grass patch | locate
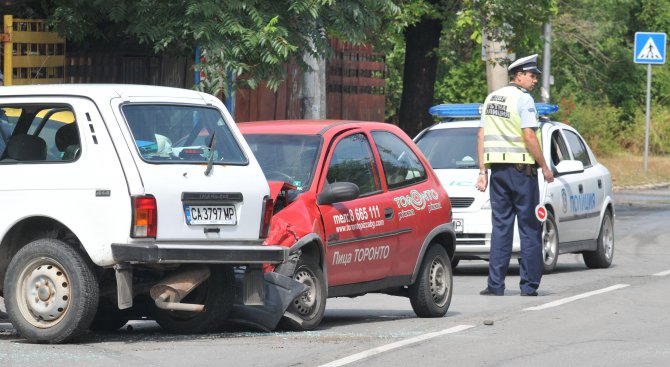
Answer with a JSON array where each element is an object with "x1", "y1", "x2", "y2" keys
[{"x1": 597, "y1": 153, "x2": 670, "y2": 188}]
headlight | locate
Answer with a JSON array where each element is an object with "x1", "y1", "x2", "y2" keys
[{"x1": 481, "y1": 199, "x2": 491, "y2": 209}]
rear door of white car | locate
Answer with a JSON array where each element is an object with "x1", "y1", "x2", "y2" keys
[{"x1": 109, "y1": 96, "x2": 269, "y2": 242}]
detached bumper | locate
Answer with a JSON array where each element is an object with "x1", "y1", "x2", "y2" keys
[{"x1": 111, "y1": 242, "x2": 288, "y2": 264}]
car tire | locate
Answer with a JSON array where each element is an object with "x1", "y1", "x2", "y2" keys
[
  {"x1": 450, "y1": 258, "x2": 460, "y2": 270},
  {"x1": 90, "y1": 297, "x2": 131, "y2": 332},
  {"x1": 153, "y1": 265, "x2": 234, "y2": 334},
  {"x1": 542, "y1": 211, "x2": 559, "y2": 273},
  {"x1": 583, "y1": 210, "x2": 614, "y2": 269},
  {"x1": 409, "y1": 245, "x2": 452, "y2": 318},
  {"x1": 279, "y1": 256, "x2": 327, "y2": 331},
  {"x1": 4, "y1": 238, "x2": 99, "y2": 343}
]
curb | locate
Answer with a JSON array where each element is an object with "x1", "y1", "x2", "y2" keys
[{"x1": 614, "y1": 182, "x2": 670, "y2": 192}]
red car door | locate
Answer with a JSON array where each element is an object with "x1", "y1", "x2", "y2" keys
[{"x1": 317, "y1": 131, "x2": 400, "y2": 286}]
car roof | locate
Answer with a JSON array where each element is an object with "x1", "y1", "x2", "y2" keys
[
  {"x1": 0, "y1": 84, "x2": 208, "y2": 102},
  {"x1": 239, "y1": 119, "x2": 401, "y2": 136}
]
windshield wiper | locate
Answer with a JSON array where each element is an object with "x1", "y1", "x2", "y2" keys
[{"x1": 204, "y1": 131, "x2": 217, "y2": 176}]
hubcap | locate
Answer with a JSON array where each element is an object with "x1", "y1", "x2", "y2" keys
[
  {"x1": 543, "y1": 221, "x2": 558, "y2": 265},
  {"x1": 18, "y1": 260, "x2": 71, "y2": 328},
  {"x1": 603, "y1": 216, "x2": 614, "y2": 260},
  {"x1": 429, "y1": 258, "x2": 449, "y2": 307},
  {"x1": 293, "y1": 269, "x2": 317, "y2": 316}
]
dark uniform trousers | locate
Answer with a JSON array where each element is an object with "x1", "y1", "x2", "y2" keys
[{"x1": 488, "y1": 163, "x2": 543, "y2": 295}]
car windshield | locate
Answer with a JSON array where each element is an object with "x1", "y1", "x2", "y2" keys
[
  {"x1": 122, "y1": 104, "x2": 247, "y2": 164},
  {"x1": 416, "y1": 127, "x2": 479, "y2": 169},
  {"x1": 243, "y1": 134, "x2": 320, "y2": 193}
]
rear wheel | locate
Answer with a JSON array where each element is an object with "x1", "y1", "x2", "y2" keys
[
  {"x1": 90, "y1": 298, "x2": 130, "y2": 332},
  {"x1": 153, "y1": 265, "x2": 234, "y2": 334},
  {"x1": 542, "y1": 212, "x2": 559, "y2": 273},
  {"x1": 583, "y1": 211, "x2": 614, "y2": 268},
  {"x1": 409, "y1": 245, "x2": 452, "y2": 318},
  {"x1": 4, "y1": 238, "x2": 99, "y2": 343},
  {"x1": 280, "y1": 256, "x2": 326, "y2": 331}
]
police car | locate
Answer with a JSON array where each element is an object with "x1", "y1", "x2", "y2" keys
[{"x1": 414, "y1": 103, "x2": 614, "y2": 273}]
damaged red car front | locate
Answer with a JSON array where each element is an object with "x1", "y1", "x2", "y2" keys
[{"x1": 241, "y1": 120, "x2": 456, "y2": 331}]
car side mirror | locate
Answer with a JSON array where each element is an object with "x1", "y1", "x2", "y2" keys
[
  {"x1": 317, "y1": 182, "x2": 360, "y2": 205},
  {"x1": 554, "y1": 160, "x2": 584, "y2": 176}
]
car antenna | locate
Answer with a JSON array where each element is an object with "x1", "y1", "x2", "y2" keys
[{"x1": 204, "y1": 131, "x2": 217, "y2": 176}]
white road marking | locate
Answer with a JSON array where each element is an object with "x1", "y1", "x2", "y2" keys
[
  {"x1": 318, "y1": 324, "x2": 475, "y2": 367},
  {"x1": 523, "y1": 284, "x2": 630, "y2": 311},
  {"x1": 653, "y1": 269, "x2": 670, "y2": 276}
]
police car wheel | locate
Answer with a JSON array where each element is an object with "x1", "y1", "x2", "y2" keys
[
  {"x1": 583, "y1": 210, "x2": 614, "y2": 269},
  {"x1": 280, "y1": 256, "x2": 326, "y2": 331},
  {"x1": 409, "y1": 244, "x2": 452, "y2": 318},
  {"x1": 542, "y1": 212, "x2": 559, "y2": 273},
  {"x1": 4, "y1": 238, "x2": 99, "y2": 343}
]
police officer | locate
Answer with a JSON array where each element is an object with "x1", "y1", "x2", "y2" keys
[{"x1": 476, "y1": 54, "x2": 554, "y2": 296}]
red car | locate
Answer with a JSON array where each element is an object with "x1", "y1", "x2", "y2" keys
[{"x1": 240, "y1": 120, "x2": 455, "y2": 330}]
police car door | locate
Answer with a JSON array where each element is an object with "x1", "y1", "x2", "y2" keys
[
  {"x1": 546, "y1": 127, "x2": 584, "y2": 243},
  {"x1": 562, "y1": 128, "x2": 602, "y2": 240},
  {"x1": 318, "y1": 131, "x2": 399, "y2": 287}
]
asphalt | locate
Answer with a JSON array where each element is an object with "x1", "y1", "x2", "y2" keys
[{"x1": 0, "y1": 184, "x2": 667, "y2": 325}]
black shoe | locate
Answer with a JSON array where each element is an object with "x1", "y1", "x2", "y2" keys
[
  {"x1": 480, "y1": 288, "x2": 503, "y2": 296},
  {"x1": 520, "y1": 291, "x2": 538, "y2": 296}
]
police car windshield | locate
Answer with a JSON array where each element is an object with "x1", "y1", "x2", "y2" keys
[
  {"x1": 243, "y1": 134, "x2": 320, "y2": 192},
  {"x1": 416, "y1": 127, "x2": 479, "y2": 169}
]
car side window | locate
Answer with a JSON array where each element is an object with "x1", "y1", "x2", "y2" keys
[
  {"x1": 326, "y1": 133, "x2": 380, "y2": 196},
  {"x1": 0, "y1": 105, "x2": 79, "y2": 163},
  {"x1": 371, "y1": 130, "x2": 427, "y2": 190},
  {"x1": 550, "y1": 130, "x2": 570, "y2": 166},
  {"x1": 563, "y1": 130, "x2": 592, "y2": 167}
]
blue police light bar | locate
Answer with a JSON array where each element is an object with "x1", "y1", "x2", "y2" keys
[{"x1": 430, "y1": 103, "x2": 559, "y2": 119}]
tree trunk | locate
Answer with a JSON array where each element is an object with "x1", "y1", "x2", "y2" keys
[{"x1": 398, "y1": 17, "x2": 442, "y2": 138}]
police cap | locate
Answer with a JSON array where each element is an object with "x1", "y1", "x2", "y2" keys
[{"x1": 508, "y1": 54, "x2": 541, "y2": 75}]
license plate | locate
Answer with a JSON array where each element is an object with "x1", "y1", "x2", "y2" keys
[
  {"x1": 184, "y1": 205, "x2": 236, "y2": 225},
  {"x1": 453, "y1": 218, "x2": 464, "y2": 233}
]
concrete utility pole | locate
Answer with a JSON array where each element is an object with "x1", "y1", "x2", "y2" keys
[
  {"x1": 484, "y1": 31, "x2": 509, "y2": 93},
  {"x1": 540, "y1": 18, "x2": 552, "y2": 103},
  {"x1": 301, "y1": 49, "x2": 327, "y2": 119}
]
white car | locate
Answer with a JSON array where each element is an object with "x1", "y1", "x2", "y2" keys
[
  {"x1": 414, "y1": 103, "x2": 614, "y2": 273},
  {"x1": 0, "y1": 85, "x2": 294, "y2": 343}
]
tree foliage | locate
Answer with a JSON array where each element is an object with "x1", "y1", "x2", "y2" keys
[{"x1": 48, "y1": 0, "x2": 398, "y2": 97}]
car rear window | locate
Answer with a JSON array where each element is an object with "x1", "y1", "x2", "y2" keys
[
  {"x1": 415, "y1": 127, "x2": 479, "y2": 169},
  {"x1": 122, "y1": 104, "x2": 246, "y2": 165}
]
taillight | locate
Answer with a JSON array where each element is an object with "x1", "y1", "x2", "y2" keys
[
  {"x1": 259, "y1": 196, "x2": 274, "y2": 239},
  {"x1": 132, "y1": 196, "x2": 157, "y2": 238}
]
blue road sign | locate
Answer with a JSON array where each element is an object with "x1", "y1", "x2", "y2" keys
[{"x1": 634, "y1": 32, "x2": 666, "y2": 64}]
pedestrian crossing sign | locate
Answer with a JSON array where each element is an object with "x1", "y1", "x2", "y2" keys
[{"x1": 634, "y1": 32, "x2": 666, "y2": 64}]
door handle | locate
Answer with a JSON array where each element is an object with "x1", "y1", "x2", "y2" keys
[
  {"x1": 578, "y1": 184, "x2": 584, "y2": 194},
  {"x1": 598, "y1": 179, "x2": 602, "y2": 189},
  {"x1": 384, "y1": 208, "x2": 394, "y2": 220}
]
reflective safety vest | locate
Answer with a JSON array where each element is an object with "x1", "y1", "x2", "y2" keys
[{"x1": 482, "y1": 85, "x2": 540, "y2": 165}]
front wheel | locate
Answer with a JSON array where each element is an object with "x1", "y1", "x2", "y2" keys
[
  {"x1": 4, "y1": 238, "x2": 99, "y2": 343},
  {"x1": 279, "y1": 256, "x2": 326, "y2": 331},
  {"x1": 409, "y1": 245, "x2": 452, "y2": 318},
  {"x1": 583, "y1": 210, "x2": 614, "y2": 268},
  {"x1": 153, "y1": 265, "x2": 234, "y2": 334},
  {"x1": 542, "y1": 211, "x2": 559, "y2": 273}
]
